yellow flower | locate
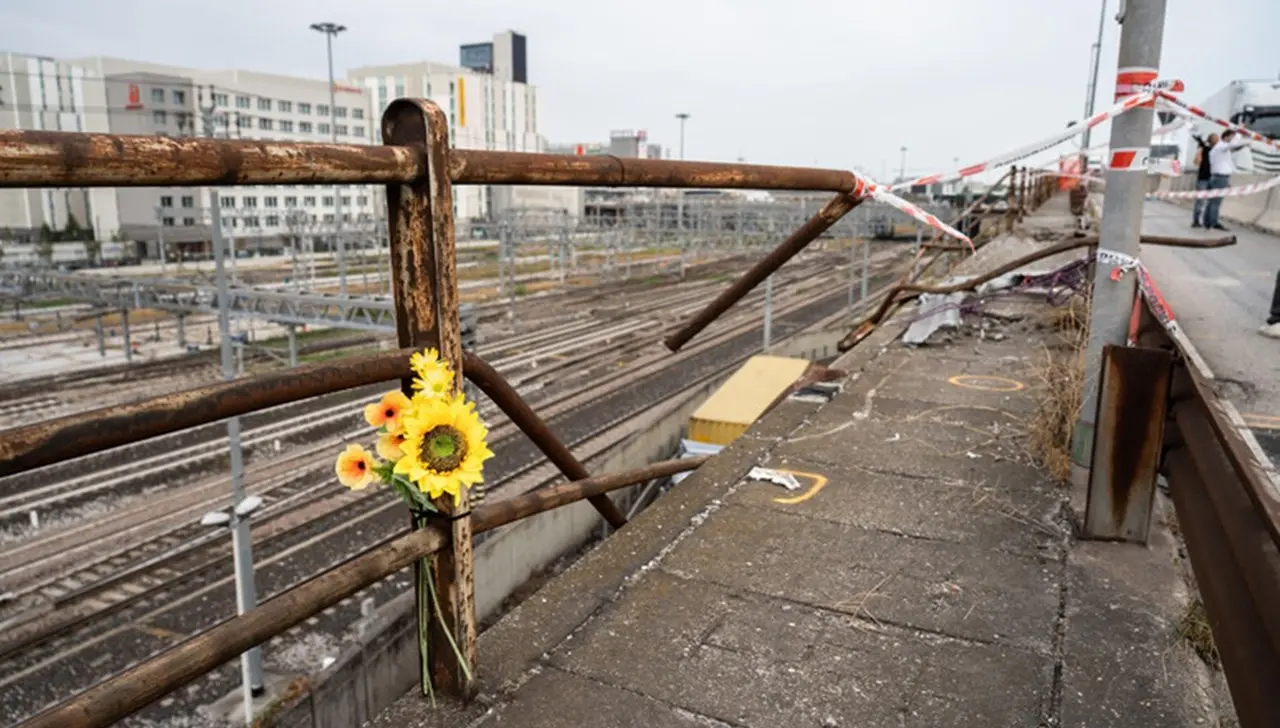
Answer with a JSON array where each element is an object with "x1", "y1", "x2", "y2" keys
[
  {"x1": 376, "y1": 430, "x2": 407, "y2": 460},
  {"x1": 335, "y1": 443, "x2": 378, "y2": 490},
  {"x1": 394, "y1": 393, "x2": 494, "y2": 505},
  {"x1": 410, "y1": 348, "x2": 455, "y2": 400},
  {"x1": 364, "y1": 390, "x2": 410, "y2": 433}
]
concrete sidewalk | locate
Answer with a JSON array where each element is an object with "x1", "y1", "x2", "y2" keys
[{"x1": 370, "y1": 292, "x2": 1224, "y2": 727}]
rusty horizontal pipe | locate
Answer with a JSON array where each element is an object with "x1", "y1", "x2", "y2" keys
[
  {"x1": 17, "y1": 456, "x2": 707, "y2": 728},
  {"x1": 0, "y1": 348, "x2": 417, "y2": 477},
  {"x1": 473, "y1": 456, "x2": 709, "y2": 533},
  {"x1": 838, "y1": 236, "x2": 1100, "y2": 351},
  {"x1": 447, "y1": 150, "x2": 859, "y2": 191},
  {"x1": 0, "y1": 129, "x2": 866, "y2": 194},
  {"x1": 1139, "y1": 233, "x2": 1236, "y2": 249},
  {"x1": 664, "y1": 192, "x2": 861, "y2": 352},
  {"x1": 0, "y1": 129, "x2": 424, "y2": 188},
  {"x1": 462, "y1": 352, "x2": 628, "y2": 529}
]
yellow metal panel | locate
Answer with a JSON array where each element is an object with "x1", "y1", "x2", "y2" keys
[
  {"x1": 688, "y1": 355, "x2": 810, "y2": 446},
  {"x1": 457, "y1": 76, "x2": 466, "y2": 127}
]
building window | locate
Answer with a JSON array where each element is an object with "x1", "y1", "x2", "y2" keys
[
  {"x1": 323, "y1": 213, "x2": 335, "y2": 223},
  {"x1": 162, "y1": 216, "x2": 175, "y2": 226},
  {"x1": 278, "y1": 100, "x2": 292, "y2": 113},
  {"x1": 395, "y1": 83, "x2": 405, "y2": 97},
  {"x1": 284, "y1": 196, "x2": 298, "y2": 207},
  {"x1": 303, "y1": 195, "x2": 317, "y2": 206},
  {"x1": 258, "y1": 118, "x2": 273, "y2": 130},
  {"x1": 322, "y1": 196, "x2": 335, "y2": 207},
  {"x1": 342, "y1": 213, "x2": 352, "y2": 223},
  {"x1": 265, "y1": 214, "x2": 279, "y2": 227},
  {"x1": 317, "y1": 104, "x2": 330, "y2": 116},
  {"x1": 378, "y1": 86, "x2": 387, "y2": 105},
  {"x1": 257, "y1": 98, "x2": 271, "y2": 111},
  {"x1": 279, "y1": 120, "x2": 294, "y2": 132},
  {"x1": 335, "y1": 124, "x2": 348, "y2": 136},
  {"x1": 214, "y1": 92, "x2": 229, "y2": 106},
  {"x1": 317, "y1": 122, "x2": 330, "y2": 135},
  {"x1": 242, "y1": 196, "x2": 258, "y2": 208},
  {"x1": 235, "y1": 114, "x2": 249, "y2": 129},
  {"x1": 175, "y1": 112, "x2": 193, "y2": 130},
  {"x1": 220, "y1": 196, "x2": 235, "y2": 208},
  {"x1": 299, "y1": 102, "x2": 312, "y2": 114},
  {"x1": 244, "y1": 216, "x2": 260, "y2": 227},
  {"x1": 352, "y1": 108, "x2": 364, "y2": 120},
  {"x1": 340, "y1": 196, "x2": 352, "y2": 206},
  {"x1": 151, "y1": 88, "x2": 165, "y2": 103},
  {"x1": 236, "y1": 95, "x2": 250, "y2": 109},
  {"x1": 153, "y1": 110, "x2": 167, "y2": 124},
  {"x1": 225, "y1": 218, "x2": 237, "y2": 228},
  {"x1": 183, "y1": 217, "x2": 195, "y2": 226},
  {"x1": 353, "y1": 126, "x2": 364, "y2": 138},
  {"x1": 299, "y1": 121, "x2": 313, "y2": 133},
  {"x1": 334, "y1": 106, "x2": 347, "y2": 118},
  {"x1": 160, "y1": 195, "x2": 174, "y2": 208},
  {"x1": 181, "y1": 195, "x2": 194, "y2": 208},
  {"x1": 173, "y1": 89, "x2": 186, "y2": 105},
  {"x1": 264, "y1": 196, "x2": 278, "y2": 208},
  {"x1": 357, "y1": 196, "x2": 369, "y2": 206}
]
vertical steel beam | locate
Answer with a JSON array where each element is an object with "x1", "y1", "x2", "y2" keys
[
  {"x1": 382, "y1": 98, "x2": 476, "y2": 699},
  {"x1": 1083, "y1": 344, "x2": 1172, "y2": 541}
]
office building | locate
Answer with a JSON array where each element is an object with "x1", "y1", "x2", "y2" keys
[{"x1": 350, "y1": 30, "x2": 581, "y2": 222}]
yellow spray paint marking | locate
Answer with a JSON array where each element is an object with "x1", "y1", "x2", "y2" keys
[
  {"x1": 947, "y1": 374, "x2": 1026, "y2": 392},
  {"x1": 1243, "y1": 413, "x2": 1280, "y2": 431},
  {"x1": 771, "y1": 469, "x2": 829, "y2": 504}
]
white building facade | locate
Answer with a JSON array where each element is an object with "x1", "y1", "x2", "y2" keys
[{"x1": 350, "y1": 31, "x2": 581, "y2": 224}]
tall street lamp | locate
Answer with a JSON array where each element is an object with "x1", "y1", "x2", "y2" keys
[
  {"x1": 310, "y1": 21, "x2": 348, "y2": 296},
  {"x1": 675, "y1": 113, "x2": 690, "y2": 160}
]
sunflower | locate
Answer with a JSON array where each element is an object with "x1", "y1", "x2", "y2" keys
[
  {"x1": 335, "y1": 443, "x2": 378, "y2": 490},
  {"x1": 394, "y1": 394, "x2": 494, "y2": 504},
  {"x1": 364, "y1": 390, "x2": 410, "y2": 433},
  {"x1": 376, "y1": 429, "x2": 407, "y2": 460},
  {"x1": 409, "y1": 348, "x2": 456, "y2": 400}
]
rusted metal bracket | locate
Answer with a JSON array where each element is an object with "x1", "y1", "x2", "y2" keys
[{"x1": 1083, "y1": 344, "x2": 1173, "y2": 542}]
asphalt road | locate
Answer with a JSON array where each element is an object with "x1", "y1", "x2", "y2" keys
[{"x1": 1140, "y1": 200, "x2": 1280, "y2": 464}]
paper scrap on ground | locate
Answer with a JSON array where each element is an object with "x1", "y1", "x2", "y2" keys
[{"x1": 746, "y1": 466, "x2": 802, "y2": 491}]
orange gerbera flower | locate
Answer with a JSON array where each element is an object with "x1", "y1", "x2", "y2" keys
[
  {"x1": 335, "y1": 443, "x2": 377, "y2": 490},
  {"x1": 364, "y1": 390, "x2": 410, "y2": 433},
  {"x1": 376, "y1": 430, "x2": 407, "y2": 460}
]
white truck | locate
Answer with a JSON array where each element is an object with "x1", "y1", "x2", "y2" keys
[{"x1": 1157, "y1": 79, "x2": 1280, "y2": 174}]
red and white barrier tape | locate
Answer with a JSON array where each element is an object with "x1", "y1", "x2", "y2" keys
[
  {"x1": 850, "y1": 174, "x2": 974, "y2": 249},
  {"x1": 1156, "y1": 91, "x2": 1280, "y2": 153},
  {"x1": 1096, "y1": 248, "x2": 1180, "y2": 327},
  {"x1": 1147, "y1": 173, "x2": 1280, "y2": 200},
  {"x1": 889, "y1": 92, "x2": 1156, "y2": 192}
]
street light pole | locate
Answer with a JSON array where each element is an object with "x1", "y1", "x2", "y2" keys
[
  {"x1": 675, "y1": 113, "x2": 690, "y2": 160},
  {"x1": 199, "y1": 87, "x2": 266, "y2": 722},
  {"x1": 311, "y1": 22, "x2": 347, "y2": 297},
  {"x1": 1081, "y1": 0, "x2": 1109, "y2": 155},
  {"x1": 1071, "y1": 0, "x2": 1167, "y2": 489}
]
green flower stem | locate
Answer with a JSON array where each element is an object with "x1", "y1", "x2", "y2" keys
[{"x1": 426, "y1": 563, "x2": 475, "y2": 682}]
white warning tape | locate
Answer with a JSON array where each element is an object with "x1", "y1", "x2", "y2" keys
[
  {"x1": 848, "y1": 174, "x2": 973, "y2": 249},
  {"x1": 1147, "y1": 173, "x2": 1280, "y2": 200}
]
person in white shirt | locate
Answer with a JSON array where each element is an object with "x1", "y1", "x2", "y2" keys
[{"x1": 1203, "y1": 130, "x2": 1251, "y2": 230}]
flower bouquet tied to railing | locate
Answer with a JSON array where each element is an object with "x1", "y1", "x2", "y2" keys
[{"x1": 334, "y1": 347, "x2": 493, "y2": 700}]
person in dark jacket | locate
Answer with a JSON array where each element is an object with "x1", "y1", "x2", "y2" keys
[
  {"x1": 1190, "y1": 133, "x2": 1218, "y2": 227},
  {"x1": 1261, "y1": 271, "x2": 1280, "y2": 339}
]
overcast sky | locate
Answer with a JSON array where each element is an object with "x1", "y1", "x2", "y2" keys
[{"x1": 4, "y1": 0, "x2": 1277, "y2": 180}]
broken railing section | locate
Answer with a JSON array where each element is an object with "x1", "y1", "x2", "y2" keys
[{"x1": 1117, "y1": 297, "x2": 1280, "y2": 728}]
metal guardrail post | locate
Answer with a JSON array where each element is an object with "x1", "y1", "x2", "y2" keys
[
  {"x1": 1083, "y1": 344, "x2": 1173, "y2": 541},
  {"x1": 1005, "y1": 166, "x2": 1016, "y2": 232},
  {"x1": 382, "y1": 98, "x2": 477, "y2": 699}
]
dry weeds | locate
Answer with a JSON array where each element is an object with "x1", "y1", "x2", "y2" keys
[
  {"x1": 1026, "y1": 292, "x2": 1089, "y2": 483},
  {"x1": 1176, "y1": 598, "x2": 1220, "y2": 668}
]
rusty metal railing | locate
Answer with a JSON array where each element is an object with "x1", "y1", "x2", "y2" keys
[
  {"x1": 1090, "y1": 297, "x2": 1280, "y2": 727},
  {"x1": 0, "y1": 97, "x2": 925, "y2": 727}
]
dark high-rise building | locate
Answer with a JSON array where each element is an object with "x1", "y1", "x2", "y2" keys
[{"x1": 459, "y1": 31, "x2": 527, "y2": 83}]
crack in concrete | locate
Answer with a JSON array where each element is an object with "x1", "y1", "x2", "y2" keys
[{"x1": 1043, "y1": 498, "x2": 1074, "y2": 727}]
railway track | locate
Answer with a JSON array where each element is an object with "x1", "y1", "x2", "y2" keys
[{"x1": 0, "y1": 249, "x2": 907, "y2": 725}]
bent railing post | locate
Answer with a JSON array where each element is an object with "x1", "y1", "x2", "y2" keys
[
  {"x1": 664, "y1": 191, "x2": 861, "y2": 352},
  {"x1": 382, "y1": 98, "x2": 477, "y2": 699}
]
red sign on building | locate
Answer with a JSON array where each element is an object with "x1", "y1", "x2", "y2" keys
[
  {"x1": 125, "y1": 84, "x2": 142, "y2": 109},
  {"x1": 574, "y1": 144, "x2": 585, "y2": 156}
]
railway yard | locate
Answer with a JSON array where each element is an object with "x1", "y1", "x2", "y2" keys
[{"x1": 0, "y1": 241, "x2": 911, "y2": 726}]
